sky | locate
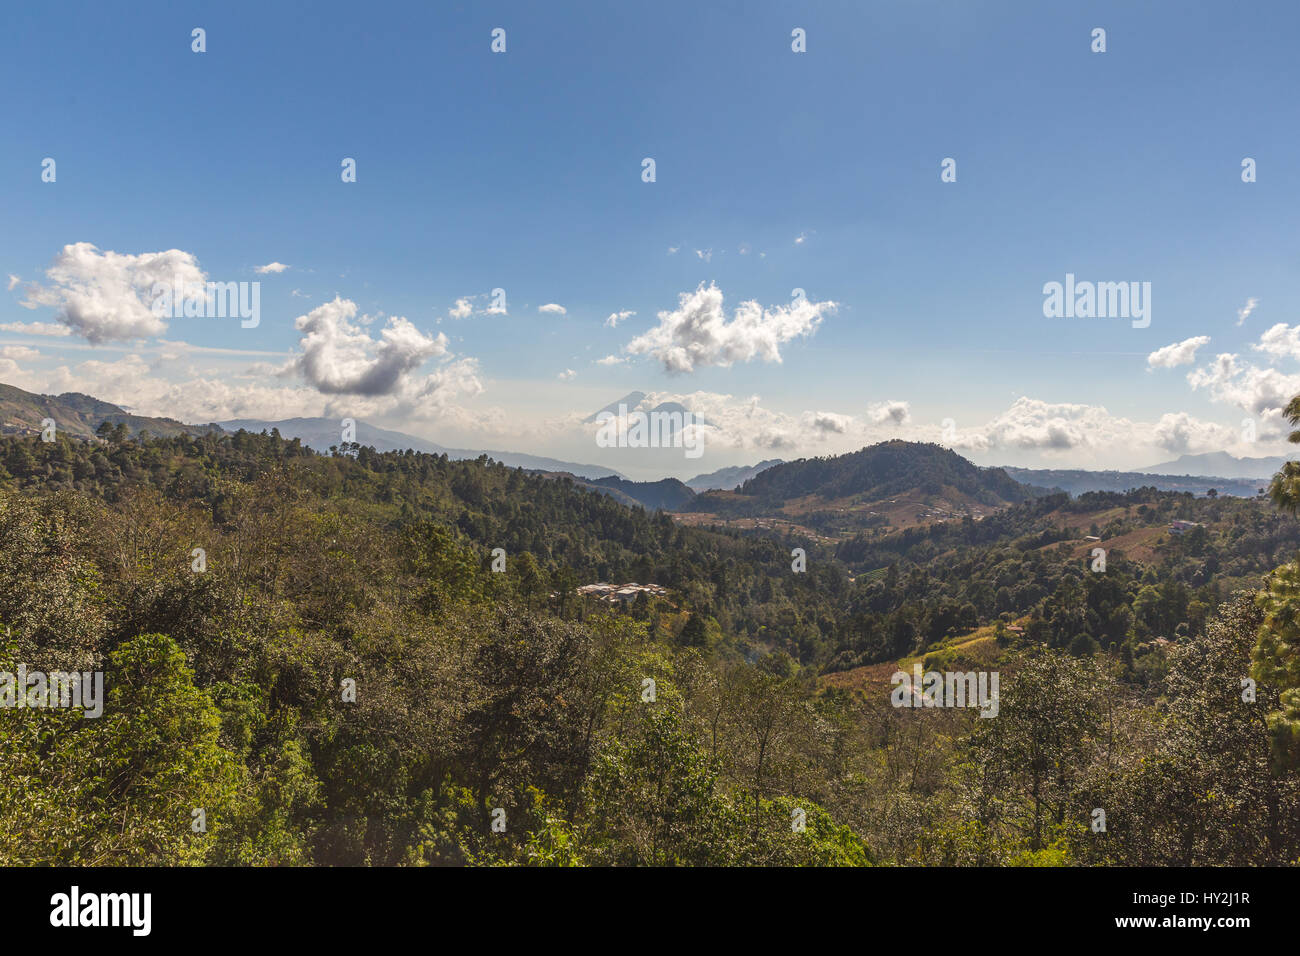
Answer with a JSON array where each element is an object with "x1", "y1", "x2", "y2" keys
[{"x1": 2, "y1": 0, "x2": 1300, "y2": 480}]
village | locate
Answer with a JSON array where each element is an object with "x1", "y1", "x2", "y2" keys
[{"x1": 574, "y1": 581, "x2": 670, "y2": 605}]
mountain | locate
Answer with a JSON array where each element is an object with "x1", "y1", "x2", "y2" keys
[
  {"x1": 1003, "y1": 466, "x2": 1265, "y2": 498},
  {"x1": 217, "y1": 416, "x2": 626, "y2": 479},
  {"x1": 682, "y1": 441, "x2": 1044, "y2": 537},
  {"x1": 1136, "y1": 451, "x2": 1286, "y2": 480},
  {"x1": 582, "y1": 391, "x2": 647, "y2": 423},
  {"x1": 582, "y1": 393, "x2": 710, "y2": 434},
  {"x1": 731, "y1": 441, "x2": 1037, "y2": 505},
  {"x1": 686, "y1": 459, "x2": 783, "y2": 492},
  {"x1": 586, "y1": 475, "x2": 695, "y2": 511},
  {"x1": 0, "y1": 382, "x2": 223, "y2": 440}
]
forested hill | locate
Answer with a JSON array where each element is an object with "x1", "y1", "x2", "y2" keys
[
  {"x1": 0, "y1": 382, "x2": 221, "y2": 440},
  {"x1": 730, "y1": 441, "x2": 1040, "y2": 506}
]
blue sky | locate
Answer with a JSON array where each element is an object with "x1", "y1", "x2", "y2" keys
[{"x1": 3, "y1": 0, "x2": 1299, "y2": 479}]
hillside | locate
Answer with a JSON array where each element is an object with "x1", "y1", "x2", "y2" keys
[
  {"x1": 0, "y1": 382, "x2": 222, "y2": 440},
  {"x1": 2, "y1": 422, "x2": 1298, "y2": 868},
  {"x1": 586, "y1": 475, "x2": 696, "y2": 511}
]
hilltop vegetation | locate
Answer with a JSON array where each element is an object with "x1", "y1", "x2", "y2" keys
[{"x1": 686, "y1": 441, "x2": 1045, "y2": 536}]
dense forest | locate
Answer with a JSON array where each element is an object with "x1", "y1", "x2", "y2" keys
[{"x1": 1, "y1": 426, "x2": 1299, "y2": 865}]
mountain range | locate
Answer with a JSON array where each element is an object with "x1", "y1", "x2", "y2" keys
[
  {"x1": 216, "y1": 416, "x2": 625, "y2": 479},
  {"x1": 0, "y1": 382, "x2": 1289, "y2": 511}
]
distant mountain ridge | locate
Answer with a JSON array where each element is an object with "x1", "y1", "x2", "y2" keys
[
  {"x1": 1003, "y1": 466, "x2": 1265, "y2": 498},
  {"x1": 217, "y1": 416, "x2": 626, "y2": 479},
  {"x1": 1136, "y1": 451, "x2": 1286, "y2": 479},
  {"x1": 686, "y1": 459, "x2": 783, "y2": 492}
]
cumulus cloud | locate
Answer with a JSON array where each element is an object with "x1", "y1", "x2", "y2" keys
[
  {"x1": 596, "y1": 354, "x2": 624, "y2": 366},
  {"x1": 804, "y1": 411, "x2": 852, "y2": 435},
  {"x1": 605, "y1": 310, "x2": 635, "y2": 328},
  {"x1": 254, "y1": 262, "x2": 290, "y2": 274},
  {"x1": 21, "y1": 242, "x2": 205, "y2": 343},
  {"x1": 539, "y1": 303, "x2": 567, "y2": 315},
  {"x1": 1147, "y1": 335, "x2": 1210, "y2": 369},
  {"x1": 953, "y1": 398, "x2": 1129, "y2": 453},
  {"x1": 623, "y1": 282, "x2": 836, "y2": 374},
  {"x1": 943, "y1": 397, "x2": 1240, "y2": 459},
  {"x1": 285, "y1": 297, "x2": 449, "y2": 396},
  {"x1": 868, "y1": 400, "x2": 911, "y2": 425},
  {"x1": 1150, "y1": 411, "x2": 1239, "y2": 454},
  {"x1": 558, "y1": 369, "x2": 576, "y2": 381},
  {"x1": 0, "y1": 345, "x2": 40, "y2": 361},
  {"x1": 1188, "y1": 350, "x2": 1300, "y2": 423},
  {"x1": 1254, "y1": 323, "x2": 1300, "y2": 361},
  {"x1": 1236, "y1": 297, "x2": 1259, "y2": 326},
  {"x1": 448, "y1": 293, "x2": 507, "y2": 319}
]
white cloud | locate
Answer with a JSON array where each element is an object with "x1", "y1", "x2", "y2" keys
[
  {"x1": 1236, "y1": 297, "x2": 1259, "y2": 326},
  {"x1": 6, "y1": 274, "x2": 19, "y2": 291},
  {"x1": 1147, "y1": 335, "x2": 1210, "y2": 369},
  {"x1": 596, "y1": 354, "x2": 624, "y2": 366},
  {"x1": 285, "y1": 297, "x2": 449, "y2": 396},
  {"x1": 605, "y1": 310, "x2": 635, "y2": 328},
  {"x1": 254, "y1": 262, "x2": 290, "y2": 274},
  {"x1": 539, "y1": 303, "x2": 567, "y2": 315},
  {"x1": 448, "y1": 293, "x2": 507, "y2": 318},
  {"x1": 695, "y1": 249, "x2": 713, "y2": 263},
  {"x1": 21, "y1": 242, "x2": 205, "y2": 343},
  {"x1": 954, "y1": 398, "x2": 1128, "y2": 452},
  {"x1": 794, "y1": 232, "x2": 808, "y2": 245},
  {"x1": 1188, "y1": 350, "x2": 1300, "y2": 425},
  {"x1": 1149, "y1": 411, "x2": 1239, "y2": 454},
  {"x1": 0, "y1": 345, "x2": 39, "y2": 361},
  {"x1": 558, "y1": 369, "x2": 577, "y2": 381},
  {"x1": 1254, "y1": 323, "x2": 1300, "y2": 361},
  {"x1": 868, "y1": 400, "x2": 911, "y2": 425},
  {"x1": 667, "y1": 245, "x2": 680, "y2": 255},
  {"x1": 0, "y1": 321, "x2": 71, "y2": 337},
  {"x1": 623, "y1": 282, "x2": 836, "y2": 374},
  {"x1": 805, "y1": 411, "x2": 852, "y2": 435}
]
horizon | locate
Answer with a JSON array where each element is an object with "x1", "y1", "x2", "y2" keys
[{"x1": 3, "y1": 377, "x2": 1286, "y2": 486}]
